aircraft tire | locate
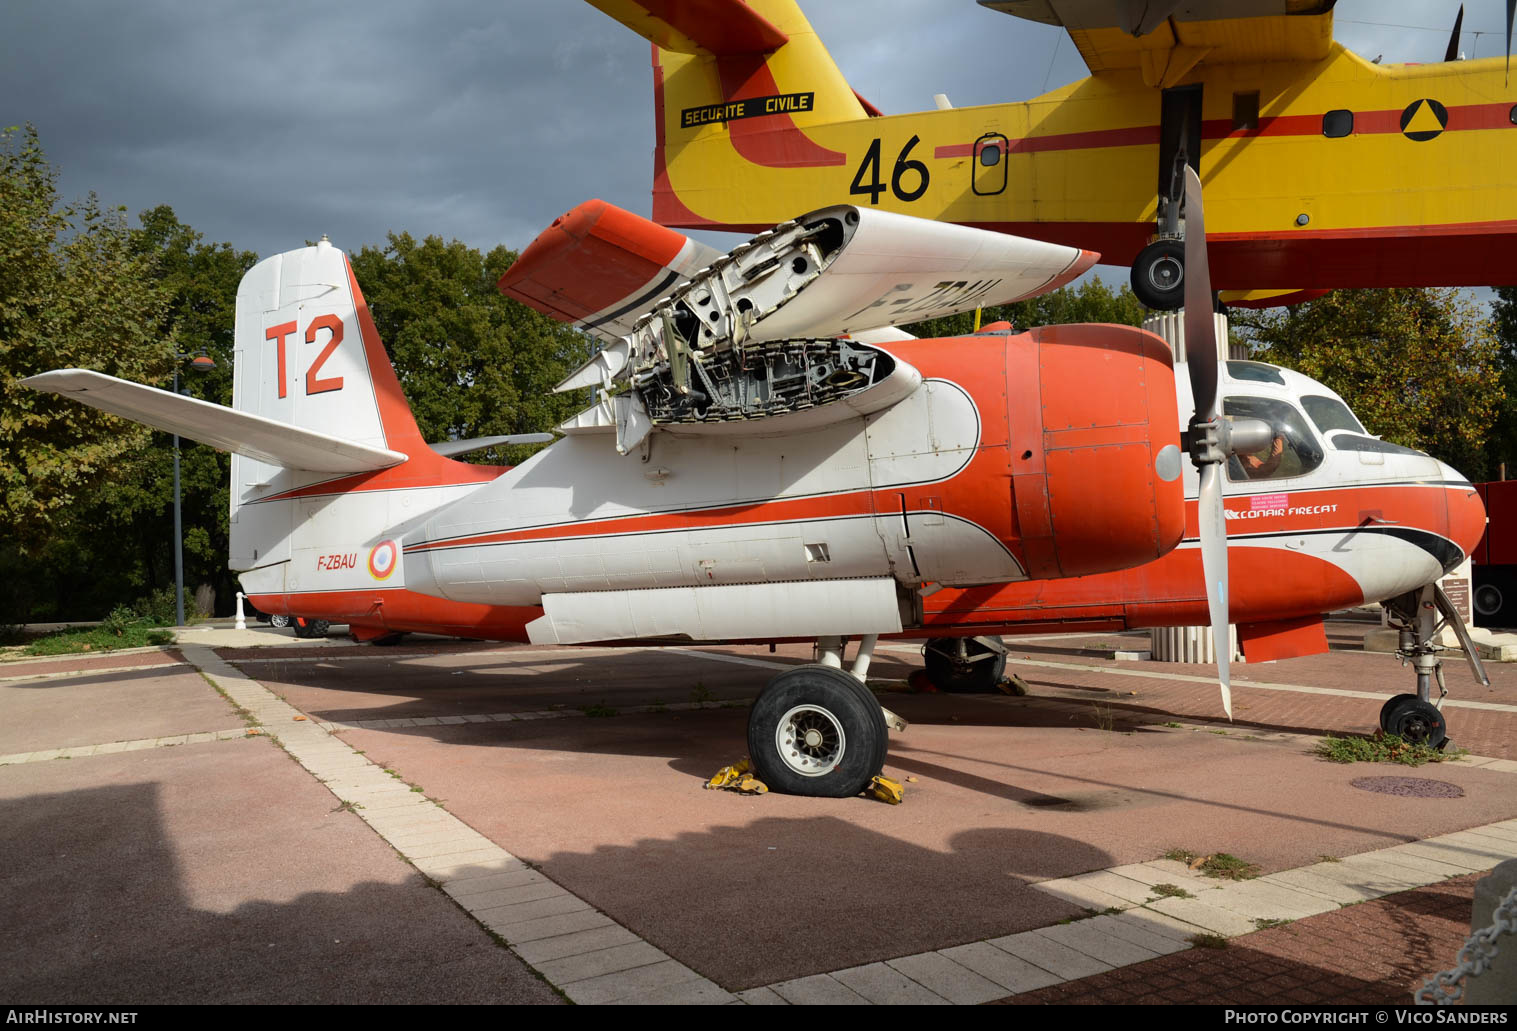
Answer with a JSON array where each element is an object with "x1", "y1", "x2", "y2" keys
[
  {"x1": 268, "y1": 614, "x2": 291, "y2": 629},
  {"x1": 292, "y1": 617, "x2": 330, "y2": 639},
  {"x1": 1131, "y1": 239, "x2": 1185, "y2": 311},
  {"x1": 1383, "y1": 696, "x2": 1448, "y2": 749},
  {"x1": 747, "y1": 664, "x2": 887, "y2": 798},
  {"x1": 1378, "y1": 693, "x2": 1417, "y2": 733},
  {"x1": 923, "y1": 637, "x2": 1007, "y2": 693}
]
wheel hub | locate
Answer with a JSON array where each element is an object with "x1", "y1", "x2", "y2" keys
[
  {"x1": 775, "y1": 704, "x2": 846, "y2": 777},
  {"x1": 1148, "y1": 257, "x2": 1182, "y2": 290}
]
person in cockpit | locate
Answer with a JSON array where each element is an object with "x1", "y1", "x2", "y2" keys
[{"x1": 1239, "y1": 433, "x2": 1285, "y2": 479}]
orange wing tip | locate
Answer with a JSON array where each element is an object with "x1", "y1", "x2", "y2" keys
[
  {"x1": 1041, "y1": 249, "x2": 1102, "y2": 294},
  {"x1": 498, "y1": 199, "x2": 691, "y2": 324}
]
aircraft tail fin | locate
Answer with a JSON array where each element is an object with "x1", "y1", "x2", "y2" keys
[{"x1": 584, "y1": 0, "x2": 876, "y2": 229}]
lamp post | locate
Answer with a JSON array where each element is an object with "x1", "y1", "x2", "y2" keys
[{"x1": 173, "y1": 350, "x2": 217, "y2": 626}]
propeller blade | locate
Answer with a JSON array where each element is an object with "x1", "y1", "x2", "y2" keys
[
  {"x1": 1181, "y1": 164, "x2": 1232, "y2": 720},
  {"x1": 1198, "y1": 463, "x2": 1233, "y2": 720},
  {"x1": 1182, "y1": 166, "x2": 1217, "y2": 418},
  {"x1": 1445, "y1": 4, "x2": 1464, "y2": 63},
  {"x1": 1508, "y1": 0, "x2": 1515, "y2": 83}
]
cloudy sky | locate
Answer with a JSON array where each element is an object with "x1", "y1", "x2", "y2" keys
[{"x1": 0, "y1": 0, "x2": 1490, "y2": 266}]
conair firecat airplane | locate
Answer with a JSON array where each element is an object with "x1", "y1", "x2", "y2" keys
[
  {"x1": 24, "y1": 189, "x2": 1489, "y2": 798},
  {"x1": 585, "y1": 0, "x2": 1517, "y2": 309}
]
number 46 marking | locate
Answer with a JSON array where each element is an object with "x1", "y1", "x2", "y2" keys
[
  {"x1": 850, "y1": 135, "x2": 930, "y2": 204},
  {"x1": 264, "y1": 315, "x2": 345, "y2": 398}
]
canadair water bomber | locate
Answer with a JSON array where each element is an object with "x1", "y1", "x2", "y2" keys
[
  {"x1": 585, "y1": 0, "x2": 1517, "y2": 309},
  {"x1": 23, "y1": 178, "x2": 1488, "y2": 798}
]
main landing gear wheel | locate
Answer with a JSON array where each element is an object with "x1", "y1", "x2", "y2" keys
[
  {"x1": 1130, "y1": 239, "x2": 1185, "y2": 311},
  {"x1": 1382, "y1": 696, "x2": 1448, "y2": 749},
  {"x1": 747, "y1": 664, "x2": 887, "y2": 798},
  {"x1": 923, "y1": 637, "x2": 1007, "y2": 693},
  {"x1": 292, "y1": 617, "x2": 330, "y2": 639},
  {"x1": 268, "y1": 614, "x2": 291, "y2": 629}
]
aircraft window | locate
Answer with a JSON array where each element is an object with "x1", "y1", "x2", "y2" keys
[
  {"x1": 979, "y1": 143, "x2": 1002, "y2": 167},
  {"x1": 1510, "y1": 104, "x2": 1517, "y2": 126},
  {"x1": 1323, "y1": 110, "x2": 1354, "y2": 138},
  {"x1": 1233, "y1": 92, "x2": 1259, "y2": 131},
  {"x1": 1330, "y1": 433, "x2": 1429, "y2": 457},
  {"x1": 1225, "y1": 361, "x2": 1285, "y2": 385},
  {"x1": 1223, "y1": 396, "x2": 1324, "y2": 481},
  {"x1": 1302, "y1": 395, "x2": 1366, "y2": 436}
]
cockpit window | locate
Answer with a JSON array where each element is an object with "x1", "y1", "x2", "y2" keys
[
  {"x1": 1223, "y1": 396, "x2": 1324, "y2": 481},
  {"x1": 1302, "y1": 395, "x2": 1366, "y2": 436},
  {"x1": 1225, "y1": 361, "x2": 1286, "y2": 386},
  {"x1": 1329, "y1": 433, "x2": 1429, "y2": 458}
]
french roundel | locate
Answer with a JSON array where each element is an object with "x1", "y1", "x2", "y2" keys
[{"x1": 368, "y1": 540, "x2": 398, "y2": 581}]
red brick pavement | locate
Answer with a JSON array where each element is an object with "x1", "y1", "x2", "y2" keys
[{"x1": 994, "y1": 874, "x2": 1481, "y2": 1005}]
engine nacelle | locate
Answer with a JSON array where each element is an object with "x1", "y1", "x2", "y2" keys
[{"x1": 1007, "y1": 323, "x2": 1186, "y2": 579}]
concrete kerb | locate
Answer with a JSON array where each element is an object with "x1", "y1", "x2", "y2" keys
[{"x1": 174, "y1": 643, "x2": 735, "y2": 1006}]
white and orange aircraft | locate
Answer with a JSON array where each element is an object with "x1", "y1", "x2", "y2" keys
[{"x1": 23, "y1": 178, "x2": 1488, "y2": 797}]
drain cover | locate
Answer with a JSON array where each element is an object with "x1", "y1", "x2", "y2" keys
[{"x1": 1350, "y1": 776, "x2": 1465, "y2": 798}]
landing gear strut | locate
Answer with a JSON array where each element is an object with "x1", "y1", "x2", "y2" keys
[
  {"x1": 1379, "y1": 584, "x2": 1490, "y2": 748},
  {"x1": 922, "y1": 636, "x2": 1008, "y2": 693},
  {"x1": 746, "y1": 635, "x2": 906, "y2": 797}
]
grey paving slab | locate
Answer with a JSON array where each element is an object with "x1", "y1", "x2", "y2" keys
[
  {"x1": 1400, "y1": 840, "x2": 1511, "y2": 868},
  {"x1": 1147, "y1": 895, "x2": 1260, "y2": 936},
  {"x1": 459, "y1": 881, "x2": 573, "y2": 913},
  {"x1": 489, "y1": 908, "x2": 615, "y2": 944},
  {"x1": 440, "y1": 868, "x2": 542, "y2": 898},
  {"x1": 939, "y1": 941, "x2": 1063, "y2": 994},
  {"x1": 615, "y1": 976, "x2": 734, "y2": 1006},
  {"x1": 476, "y1": 893, "x2": 587, "y2": 928},
  {"x1": 987, "y1": 930, "x2": 1114, "y2": 980},
  {"x1": 1265, "y1": 868, "x2": 1380, "y2": 904},
  {"x1": 404, "y1": 836, "x2": 498, "y2": 860},
  {"x1": 537, "y1": 941, "x2": 670, "y2": 985},
  {"x1": 1082, "y1": 914, "x2": 1191, "y2": 956},
  {"x1": 1031, "y1": 921, "x2": 1162, "y2": 967},
  {"x1": 1031, "y1": 878, "x2": 1132, "y2": 912},
  {"x1": 736, "y1": 987, "x2": 788, "y2": 1005},
  {"x1": 832, "y1": 962, "x2": 950, "y2": 1005},
  {"x1": 1066, "y1": 869, "x2": 1164, "y2": 905},
  {"x1": 560, "y1": 959, "x2": 703, "y2": 1005},
  {"x1": 512, "y1": 924, "x2": 643, "y2": 966},
  {"x1": 885, "y1": 951, "x2": 1008, "y2": 1005},
  {"x1": 1333, "y1": 855, "x2": 1443, "y2": 890},
  {"x1": 1206, "y1": 880, "x2": 1339, "y2": 920},
  {"x1": 1369, "y1": 847, "x2": 1478, "y2": 880},
  {"x1": 770, "y1": 975, "x2": 870, "y2": 1005}
]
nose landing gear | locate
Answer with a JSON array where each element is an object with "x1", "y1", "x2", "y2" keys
[{"x1": 1379, "y1": 584, "x2": 1490, "y2": 749}]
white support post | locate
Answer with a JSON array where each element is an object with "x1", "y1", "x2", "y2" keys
[
  {"x1": 234, "y1": 592, "x2": 247, "y2": 631},
  {"x1": 850, "y1": 634, "x2": 877, "y2": 683},
  {"x1": 816, "y1": 635, "x2": 844, "y2": 669}
]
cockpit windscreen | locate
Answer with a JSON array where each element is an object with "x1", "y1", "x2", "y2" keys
[{"x1": 1224, "y1": 396, "x2": 1324, "y2": 481}]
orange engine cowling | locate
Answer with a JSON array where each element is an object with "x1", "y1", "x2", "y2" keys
[{"x1": 1007, "y1": 323, "x2": 1186, "y2": 579}]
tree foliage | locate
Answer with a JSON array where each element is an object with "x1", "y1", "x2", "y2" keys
[
  {"x1": 1230, "y1": 288, "x2": 1504, "y2": 478},
  {"x1": 903, "y1": 274, "x2": 1147, "y2": 338},
  {"x1": 1487, "y1": 286, "x2": 1517, "y2": 479},
  {"x1": 0, "y1": 125, "x2": 176, "y2": 554},
  {"x1": 350, "y1": 233, "x2": 588, "y2": 465}
]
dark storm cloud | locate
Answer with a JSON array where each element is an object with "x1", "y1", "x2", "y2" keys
[{"x1": 0, "y1": 0, "x2": 1470, "y2": 261}]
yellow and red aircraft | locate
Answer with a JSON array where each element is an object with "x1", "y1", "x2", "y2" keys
[{"x1": 587, "y1": 0, "x2": 1517, "y2": 308}]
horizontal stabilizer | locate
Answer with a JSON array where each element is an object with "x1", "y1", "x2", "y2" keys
[
  {"x1": 586, "y1": 0, "x2": 788, "y2": 55},
  {"x1": 23, "y1": 369, "x2": 408, "y2": 473},
  {"x1": 429, "y1": 433, "x2": 555, "y2": 458}
]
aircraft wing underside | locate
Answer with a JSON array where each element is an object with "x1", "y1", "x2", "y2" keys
[{"x1": 980, "y1": 0, "x2": 1335, "y2": 81}]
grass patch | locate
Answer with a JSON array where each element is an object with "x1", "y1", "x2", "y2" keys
[
  {"x1": 1317, "y1": 854, "x2": 1341, "y2": 864},
  {"x1": 1162, "y1": 848, "x2": 1260, "y2": 880},
  {"x1": 24, "y1": 621, "x2": 174, "y2": 655},
  {"x1": 1315, "y1": 731, "x2": 1460, "y2": 767},
  {"x1": 1188, "y1": 933, "x2": 1228, "y2": 950},
  {"x1": 1091, "y1": 703, "x2": 1115, "y2": 732},
  {"x1": 1163, "y1": 721, "x2": 1183, "y2": 729},
  {"x1": 1150, "y1": 883, "x2": 1193, "y2": 899},
  {"x1": 690, "y1": 682, "x2": 714, "y2": 704},
  {"x1": 581, "y1": 703, "x2": 619, "y2": 718},
  {"x1": 1253, "y1": 918, "x2": 1292, "y2": 931}
]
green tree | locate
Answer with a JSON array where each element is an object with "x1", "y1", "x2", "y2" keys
[
  {"x1": 903, "y1": 274, "x2": 1147, "y2": 338},
  {"x1": 1486, "y1": 286, "x2": 1517, "y2": 479},
  {"x1": 351, "y1": 233, "x2": 587, "y2": 463},
  {"x1": 0, "y1": 126, "x2": 176, "y2": 555},
  {"x1": 1230, "y1": 288, "x2": 1503, "y2": 479}
]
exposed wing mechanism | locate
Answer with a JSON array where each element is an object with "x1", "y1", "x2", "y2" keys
[
  {"x1": 980, "y1": 0, "x2": 1337, "y2": 82},
  {"x1": 546, "y1": 203, "x2": 1095, "y2": 453},
  {"x1": 21, "y1": 369, "x2": 407, "y2": 473}
]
